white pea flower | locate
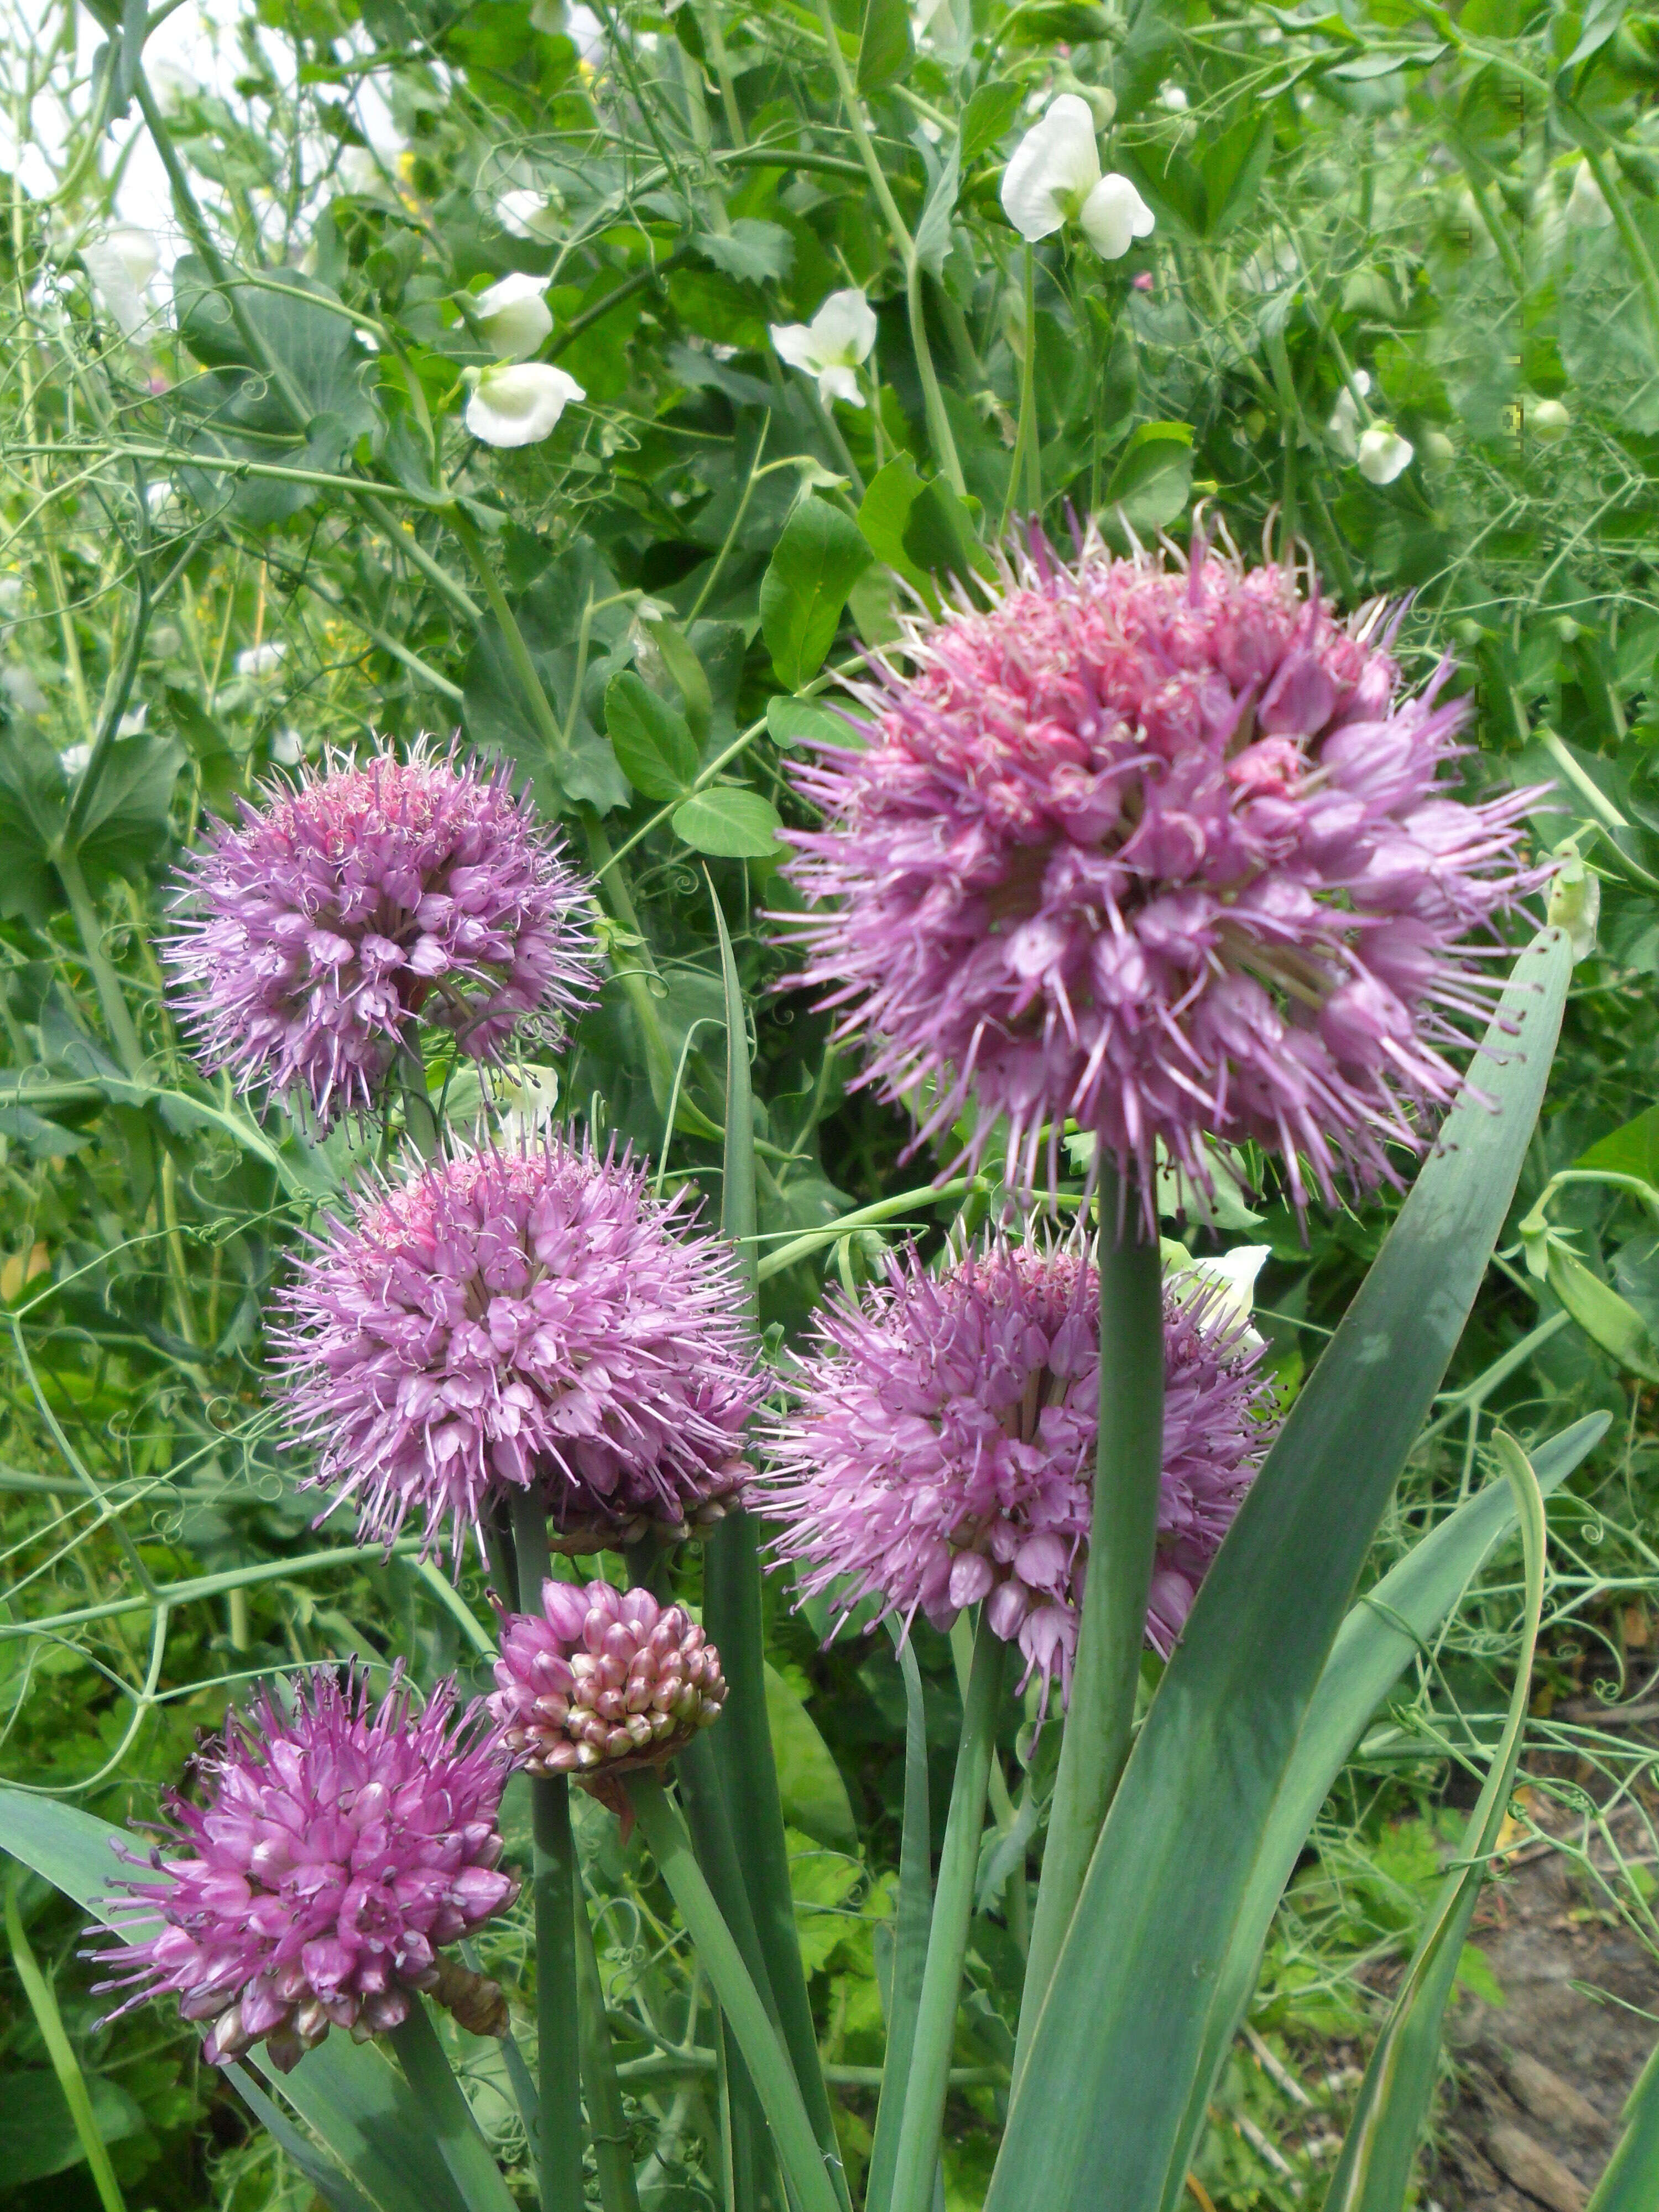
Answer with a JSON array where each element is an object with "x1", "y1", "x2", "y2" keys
[
  {"x1": 474, "y1": 272, "x2": 554, "y2": 359},
  {"x1": 1531, "y1": 397, "x2": 1571, "y2": 441},
  {"x1": 497, "y1": 188, "x2": 563, "y2": 242},
  {"x1": 3, "y1": 666, "x2": 47, "y2": 715},
  {"x1": 81, "y1": 226, "x2": 160, "y2": 340},
  {"x1": 60, "y1": 742, "x2": 91, "y2": 778},
  {"x1": 770, "y1": 289, "x2": 878, "y2": 407},
  {"x1": 1357, "y1": 421, "x2": 1413, "y2": 483},
  {"x1": 463, "y1": 362, "x2": 585, "y2": 446},
  {"x1": 1326, "y1": 369, "x2": 1371, "y2": 461},
  {"x1": 1156, "y1": 82, "x2": 1190, "y2": 112},
  {"x1": 149, "y1": 59, "x2": 200, "y2": 114},
  {"x1": 1167, "y1": 1243, "x2": 1272, "y2": 1352},
  {"x1": 488, "y1": 1062, "x2": 562, "y2": 1143},
  {"x1": 117, "y1": 703, "x2": 147, "y2": 737},
  {"x1": 236, "y1": 640, "x2": 286, "y2": 678},
  {"x1": 0, "y1": 577, "x2": 22, "y2": 617},
  {"x1": 1000, "y1": 94, "x2": 1155, "y2": 260},
  {"x1": 272, "y1": 727, "x2": 305, "y2": 766},
  {"x1": 1564, "y1": 160, "x2": 1614, "y2": 229}
]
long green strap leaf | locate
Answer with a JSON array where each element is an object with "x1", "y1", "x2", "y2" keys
[
  {"x1": 984, "y1": 925, "x2": 1572, "y2": 2212},
  {"x1": 1588, "y1": 2032, "x2": 1659, "y2": 2209},
  {"x1": 388, "y1": 2002, "x2": 522, "y2": 2212},
  {"x1": 4, "y1": 1860, "x2": 129, "y2": 2212},
  {"x1": 1154, "y1": 1410, "x2": 1608, "y2": 2212},
  {"x1": 866, "y1": 1630, "x2": 933, "y2": 2212},
  {"x1": 1319, "y1": 1431, "x2": 1548, "y2": 2211},
  {"x1": 0, "y1": 1787, "x2": 469, "y2": 2212}
]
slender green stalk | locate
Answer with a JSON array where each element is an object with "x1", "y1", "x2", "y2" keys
[
  {"x1": 510, "y1": 1495, "x2": 583, "y2": 2212},
  {"x1": 865, "y1": 1630, "x2": 931, "y2": 2212},
  {"x1": 388, "y1": 1998, "x2": 521, "y2": 2212},
  {"x1": 1013, "y1": 1169, "x2": 1164, "y2": 2092},
  {"x1": 1583, "y1": 147, "x2": 1659, "y2": 351},
  {"x1": 575, "y1": 1880, "x2": 643, "y2": 2212},
  {"x1": 6, "y1": 1867, "x2": 127, "y2": 2212},
  {"x1": 886, "y1": 1618, "x2": 1007, "y2": 2212},
  {"x1": 55, "y1": 849, "x2": 144, "y2": 1075},
  {"x1": 398, "y1": 1046, "x2": 442, "y2": 1160},
  {"x1": 811, "y1": 0, "x2": 966, "y2": 499},
  {"x1": 1001, "y1": 243, "x2": 1041, "y2": 529},
  {"x1": 625, "y1": 1770, "x2": 843, "y2": 2212},
  {"x1": 448, "y1": 506, "x2": 566, "y2": 761}
]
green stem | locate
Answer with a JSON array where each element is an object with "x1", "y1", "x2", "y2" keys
[
  {"x1": 812, "y1": 0, "x2": 965, "y2": 499},
  {"x1": 576, "y1": 1881, "x2": 643, "y2": 2212},
  {"x1": 1004, "y1": 243, "x2": 1040, "y2": 525},
  {"x1": 757, "y1": 1178, "x2": 982, "y2": 1281},
  {"x1": 448, "y1": 507, "x2": 566, "y2": 760},
  {"x1": 388, "y1": 1999, "x2": 520, "y2": 2212},
  {"x1": 1013, "y1": 1169, "x2": 1164, "y2": 2093},
  {"x1": 509, "y1": 1495, "x2": 582, "y2": 2212},
  {"x1": 580, "y1": 811, "x2": 679, "y2": 1112},
  {"x1": 865, "y1": 1630, "x2": 931, "y2": 2212},
  {"x1": 398, "y1": 1046, "x2": 442, "y2": 1159},
  {"x1": 6, "y1": 1868, "x2": 127, "y2": 2212},
  {"x1": 55, "y1": 848, "x2": 144, "y2": 1076},
  {"x1": 886, "y1": 1618, "x2": 1007, "y2": 2212},
  {"x1": 626, "y1": 1770, "x2": 843, "y2": 2212},
  {"x1": 1584, "y1": 146, "x2": 1659, "y2": 352}
]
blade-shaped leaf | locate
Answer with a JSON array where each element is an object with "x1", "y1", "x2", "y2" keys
[
  {"x1": 984, "y1": 926, "x2": 1572, "y2": 2212},
  {"x1": 1589, "y1": 2035, "x2": 1659, "y2": 2210},
  {"x1": 0, "y1": 1787, "x2": 469, "y2": 2212},
  {"x1": 1155, "y1": 1411, "x2": 1608, "y2": 2212}
]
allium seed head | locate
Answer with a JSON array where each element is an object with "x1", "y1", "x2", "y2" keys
[
  {"x1": 96, "y1": 1668, "x2": 516, "y2": 2073},
  {"x1": 166, "y1": 741, "x2": 598, "y2": 1126},
  {"x1": 270, "y1": 1136, "x2": 765, "y2": 1564},
  {"x1": 760, "y1": 1240, "x2": 1277, "y2": 1700},
  {"x1": 777, "y1": 524, "x2": 1545, "y2": 1214},
  {"x1": 491, "y1": 1579, "x2": 727, "y2": 1811}
]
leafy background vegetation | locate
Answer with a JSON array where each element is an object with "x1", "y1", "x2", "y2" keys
[{"x1": 4, "y1": 0, "x2": 1659, "y2": 2201}]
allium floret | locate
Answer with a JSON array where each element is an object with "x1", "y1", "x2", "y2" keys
[
  {"x1": 491, "y1": 1578, "x2": 727, "y2": 1803},
  {"x1": 271, "y1": 1136, "x2": 765, "y2": 1563},
  {"x1": 760, "y1": 1239, "x2": 1277, "y2": 1697},
  {"x1": 97, "y1": 1668, "x2": 516, "y2": 2074},
  {"x1": 166, "y1": 740, "x2": 598, "y2": 1126},
  {"x1": 778, "y1": 523, "x2": 1545, "y2": 1212}
]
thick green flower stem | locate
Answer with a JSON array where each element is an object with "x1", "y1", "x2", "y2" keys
[
  {"x1": 1011, "y1": 1170, "x2": 1165, "y2": 2093},
  {"x1": 1002, "y1": 244, "x2": 1041, "y2": 531},
  {"x1": 626, "y1": 1769, "x2": 844, "y2": 2212},
  {"x1": 703, "y1": 1515, "x2": 849, "y2": 2210},
  {"x1": 56, "y1": 848, "x2": 144, "y2": 1077},
  {"x1": 388, "y1": 1998, "x2": 520, "y2": 2212},
  {"x1": 575, "y1": 1881, "x2": 643, "y2": 2212},
  {"x1": 510, "y1": 1495, "x2": 583, "y2": 2212},
  {"x1": 398, "y1": 1047, "x2": 442, "y2": 1160},
  {"x1": 886, "y1": 1619, "x2": 1008, "y2": 2212}
]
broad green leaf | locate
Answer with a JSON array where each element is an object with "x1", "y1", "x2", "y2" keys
[
  {"x1": 0, "y1": 1787, "x2": 471, "y2": 2212},
  {"x1": 760, "y1": 497, "x2": 874, "y2": 690},
  {"x1": 1546, "y1": 1244, "x2": 1659, "y2": 1381},
  {"x1": 961, "y1": 80, "x2": 1022, "y2": 165},
  {"x1": 643, "y1": 613, "x2": 715, "y2": 742},
  {"x1": 74, "y1": 733, "x2": 186, "y2": 889},
  {"x1": 984, "y1": 927, "x2": 1572, "y2": 2212},
  {"x1": 903, "y1": 477, "x2": 989, "y2": 591},
  {"x1": 0, "y1": 728, "x2": 184, "y2": 923},
  {"x1": 1577, "y1": 1104, "x2": 1659, "y2": 1185},
  {"x1": 605, "y1": 671, "x2": 699, "y2": 802},
  {"x1": 858, "y1": 456, "x2": 932, "y2": 592},
  {"x1": 695, "y1": 220, "x2": 795, "y2": 285},
  {"x1": 1000, "y1": 1, "x2": 1114, "y2": 44},
  {"x1": 856, "y1": 0, "x2": 912, "y2": 94},
  {"x1": 914, "y1": 143, "x2": 962, "y2": 279},
  {"x1": 765, "y1": 1662, "x2": 857, "y2": 1850},
  {"x1": 1199, "y1": 109, "x2": 1276, "y2": 237},
  {"x1": 1154, "y1": 1407, "x2": 1609, "y2": 2212},
  {"x1": 1103, "y1": 422, "x2": 1194, "y2": 540},
  {"x1": 1589, "y1": 2036, "x2": 1659, "y2": 2210},
  {"x1": 0, "y1": 2072, "x2": 143, "y2": 2186},
  {"x1": 672, "y1": 787, "x2": 785, "y2": 858},
  {"x1": 767, "y1": 697, "x2": 860, "y2": 749}
]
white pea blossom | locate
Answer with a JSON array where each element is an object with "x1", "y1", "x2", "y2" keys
[
  {"x1": 1156, "y1": 82, "x2": 1190, "y2": 112},
  {"x1": 999, "y1": 94, "x2": 1155, "y2": 261},
  {"x1": 497, "y1": 189, "x2": 563, "y2": 242},
  {"x1": 474, "y1": 272, "x2": 554, "y2": 359},
  {"x1": 463, "y1": 362, "x2": 585, "y2": 446},
  {"x1": 770, "y1": 289, "x2": 878, "y2": 407},
  {"x1": 1564, "y1": 160, "x2": 1614, "y2": 229},
  {"x1": 81, "y1": 226, "x2": 160, "y2": 340},
  {"x1": 1531, "y1": 398, "x2": 1571, "y2": 441},
  {"x1": 148, "y1": 60, "x2": 200, "y2": 113},
  {"x1": 1326, "y1": 369, "x2": 1371, "y2": 461},
  {"x1": 272, "y1": 727, "x2": 305, "y2": 766},
  {"x1": 60, "y1": 742, "x2": 91, "y2": 778},
  {"x1": 2, "y1": 666, "x2": 48, "y2": 714},
  {"x1": 1357, "y1": 421, "x2": 1414, "y2": 484},
  {"x1": 1171, "y1": 1244, "x2": 1272, "y2": 1350},
  {"x1": 236, "y1": 641, "x2": 287, "y2": 678}
]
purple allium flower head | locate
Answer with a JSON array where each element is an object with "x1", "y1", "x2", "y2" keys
[
  {"x1": 776, "y1": 524, "x2": 1546, "y2": 1214},
  {"x1": 760, "y1": 1240, "x2": 1277, "y2": 1700},
  {"x1": 491, "y1": 1579, "x2": 727, "y2": 1809},
  {"x1": 165, "y1": 740, "x2": 598, "y2": 1127},
  {"x1": 96, "y1": 1668, "x2": 517, "y2": 2074},
  {"x1": 270, "y1": 1136, "x2": 765, "y2": 1564}
]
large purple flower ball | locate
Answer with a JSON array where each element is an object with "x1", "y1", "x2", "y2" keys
[
  {"x1": 166, "y1": 742, "x2": 598, "y2": 1126},
  {"x1": 270, "y1": 1137, "x2": 765, "y2": 1562},
  {"x1": 98, "y1": 1669, "x2": 516, "y2": 2073},
  {"x1": 778, "y1": 526, "x2": 1543, "y2": 1210},
  {"x1": 760, "y1": 1240, "x2": 1277, "y2": 1699}
]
